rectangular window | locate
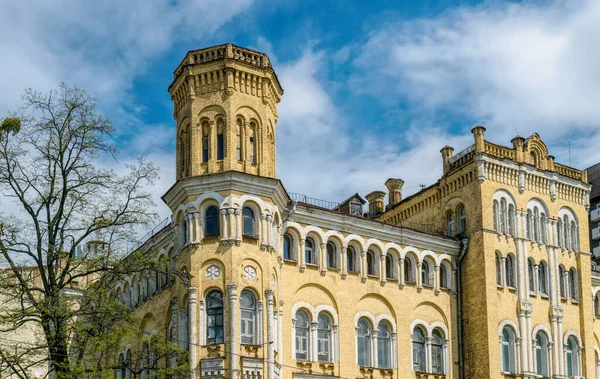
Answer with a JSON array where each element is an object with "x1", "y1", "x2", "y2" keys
[
  {"x1": 295, "y1": 330, "x2": 308, "y2": 360},
  {"x1": 317, "y1": 332, "x2": 330, "y2": 362},
  {"x1": 207, "y1": 312, "x2": 224, "y2": 344},
  {"x1": 236, "y1": 134, "x2": 242, "y2": 160},
  {"x1": 241, "y1": 310, "x2": 255, "y2": 344},
  {"x1": 249, "y1": 136, "x2": 256, "y2": 165},
  {"x1": 217, "y1": 133, "x2": 224, "y2": 160}
]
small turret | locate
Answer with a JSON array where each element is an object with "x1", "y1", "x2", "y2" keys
[
  {"x1": 385, "y1": 178, "x2": 404, "y2": 208},
  {"x1": 366, "y1": 191, "x2": 386, "y2": 218}
]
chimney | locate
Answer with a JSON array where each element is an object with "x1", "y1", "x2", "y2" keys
[
  {"x1": 385, "y1": 178, "x2": 404, "y2": 207},
  {"x1": 440, "y1": 145, "x2": 454, "y2": 175},
  {"x1": 471, "y1": 125, "x2": 486, "y2": 153},
  {"x1": 511, "y1": 135, "x2": 525, "y2": 162},
  {"x1": 365, "y1": 191, "x2": 386, "y2": 218}
]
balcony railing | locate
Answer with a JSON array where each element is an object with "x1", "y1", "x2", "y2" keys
[
  {"x1": 289, "y1": 193, "x2": 341, "y2": 211},
  {"x1": 129, "y1": 217, "x2": 171, "y2": 252},
  {"x1": 593, "y1": 226, "x2": 600, "y2": 241},
  {"x1": 593, "y1": 245, "x2": 600, "y2": 257},
  {"x1": 592, "y1": 208, "x2": 600, "y2": 223}
]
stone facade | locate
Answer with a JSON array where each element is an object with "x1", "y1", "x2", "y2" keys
[{"x1": 110, "y1": 44, "x2": 600, "y2": 379}]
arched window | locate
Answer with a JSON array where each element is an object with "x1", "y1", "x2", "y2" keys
[
  {"x1": 295, "y1": 310, "x2": 309, "y2": 361},
  {"x1": 500, "y1": 198, "x2": 507, "y2": 234},
  {"x1": 377, "y1": 321, "x2": 391, "y2": 369},
  {"x1": 563, "y1": 216, "x2": 569, "y2": 249},
  {"x1": 570, "y1": 268, "x2": 578, "y2": 301},
  {"x1": 242, "y1": 207, "x2": 255, "y2": 237},
  {"x1": 440, "y1": 264, "x2": 450, "y2": 289},
  {"x1": 458, "y1": 206, "x2": 466, "y2": 234},
  {"x1": 385, "y1": 254, "x2": 394, "y2": 279},
  {"x1": 202, "y1": 122, "x2": 209, "y2": 163},
  {"x1": 305, "y1": 238, "x2": 315, "y2": 265},
  {"x1": 236, "y1": 119, "x2": 243, "y2": 161},
  {"x1": 533, "y1": 207, "x2": 540, "y2": 242},
  {"x1": 508, "y1": 204, "x2": 515, "y2": 236},
  {"x1": 528, "y1": 259, "x2": 535, "y2": 294},
  {"x1": 206, "y1": 290, "x2": 224, "y2": 345},
  {"x1": 530, "y1": 151, "x2": 537, "y2": 166},
  {"x1": 249, "y1": 121, "x2": 257, "y2": 165},
  {"x1": 501, "y1": 326, "x2": 516, "y2": 374},
  {"x1": 126, "y1": 350, "x2": 132, "y2": 378},
  {"x1": 347, "y1": 246, "x2": 357, "y2": 272},
  {"x1": 357, "y1": 318, "x2": 372, "y2": 367},
  {"x1": 571, "y1": 221, "x2": 578, "y2": 251},
  {"x1": 431, "y1": 329, "x2": 444, "y2": 374},
  {"x1": 367, "y1": 250, "x2": 376, "y2": 276},
  {"x1": 240, "y1": 290, "x2": 257, "y2": 345},
  {"x1": 422, "y1": 261, "x2": 432, "y2": 287},
  {"x1": 538, "y1": 262, "x2": 548, "y2": 295},
  {"x1": 205, "y1": 206, "x2": 220, "y2": 237},
  {"x1": 284, "y1": 234, "x2": 293, "y2": 260},
  {"x1": 557, "y1": 219, "x2": 563, "y2": 248},
  {"x1": 117, "y1": 353, "x2": 126, "y2": 379},
  {"x1": 216, "y1": 118, "x2": 225, "y2": 160},
  {"x1": 446, "y1": 211, "x2": 455, "y2": 237},
  {"x1": 559, "y1": 266, "x2": 566, "y2": 298},
  {"x1": 535, "y1": 332, "x2": 549, "y2": 377},
  {"x1": 412, "y1": 326, "x2": 426, "y2": 372},
  {"x1": 566, "y1": 336, "x2": 580, "y2": 377},
  {"x1": 493, "y1": 200, "x2": 499, "y2": 232},
  {"x1": 505, "y1": 255, "x2": 515, "y2": 288},
  {"x1": 496, "y1": 253, "x2": 502, "y2": 286},
  {"x1": 326, "y1": 242, "x2": 337, "y2": 269},
  {"x1": 526, "y1": 210, "x2": 533, "y2": 240},
  {"x1": 317, "y1": 313, "x2": 332, "y2": 363},
  {"x1": 405, "y1": 258, "x2": 415, "y2": 283},
  {"x1": 540, "y1": 213, "x2": 547, "y2": 244},
  {"x1": 595, "y1": 294, "x2": 600, "y2": 317}
]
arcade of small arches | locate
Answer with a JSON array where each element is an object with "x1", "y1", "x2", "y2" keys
[
  {"x1": 445, "y1": 203, "x2": 466, "y2": 237},
  {"x1": 282, "y1": 224, "x2": 454, "y2": 293},
  {"x1": 491, "y1": 191, "x2": 580, "y2": 251},
  {"x1": 498, "y1": 321, "x2": 583, "y2": 378}
]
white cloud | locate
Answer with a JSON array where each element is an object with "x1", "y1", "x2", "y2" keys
[{"x1": 353, "y1": 0, "x2": 600, "y2": 168}]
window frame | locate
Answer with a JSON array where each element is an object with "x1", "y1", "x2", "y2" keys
[
  {"x1": 204, "y1": 205, "x2": 220, "y2": 237},
  {"x1": 206, "y1": 289, "x2": 224, "y2": 345},
  {"x1": 240, "y1": 290, "x2": 258, "y2": 345},
  {"x1": 357, "y1": 318, "x2": 372, "y2": 367},
  {"x1": 412, "y1": 326, "x2": 426, "y2": 373},
  {"x1": 295, "y1": 310, "x2": 310, "y2": 361},
  {"x1": 242, "y1": 206, "x2": 256, "y2": 238},
  {"x1": 317, "y1": 313, "x2": 332, "y2": 363}
]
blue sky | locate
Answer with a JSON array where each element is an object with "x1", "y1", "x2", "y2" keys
[{"x1": 2, "y1": 0, "x2": 600, "y2": 219}]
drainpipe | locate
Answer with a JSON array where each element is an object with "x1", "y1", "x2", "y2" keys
[{"x1": 457, "y1": 237, "x2": 469, "y2": 379}]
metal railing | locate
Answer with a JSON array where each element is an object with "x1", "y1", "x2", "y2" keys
[
  {"x1": 289, "y1": 193, "x2": 340, "y2": 210},
  {"x1": 129, "y1": 217, "x2": 171, "y2": 252}
]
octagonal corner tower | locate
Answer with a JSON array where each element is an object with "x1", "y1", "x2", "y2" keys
[{"x1": 169, "y1": 43, "x2": 284, "y2": 180}]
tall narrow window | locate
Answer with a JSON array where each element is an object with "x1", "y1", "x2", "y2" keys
[
  {"x1": 501, "y1": 327, "x2": 516, "y2": 374},
  {"x1": 217, "y1": 119, "x2": 224, "y2": 160},
  {"x1": 405, "y1": 258, "x2": 414, "y2": 283},
  {"x1": 539, "y1": 262, "x2": 548, "y2": 295},
  {"x1": 431, "y1": 329, "x2": 444, "y2": 374},
  {"x1": 347, "y1": 246, "x2": 357, "y2": 272},
  {"x1": 295, "y1": 310, "x2": 309, "y2": 361},
  {"x1": 500, "y1": 198, "x2": 507, "y2": 234},
  {"x1": 566, "y1": 336, "x2": 580, "y2": 377},
  {"x1": 202, "y1": 122, "x2": 209, "y2": 163},
  {"x1": 206, "y1": 290, "x2": 224, "y2": 345},
  {"x1": 412, "y1": 326, "x2": 426, "y2": 372},
  {"x1": 528, "y1": 260, "x2": 535, "y2": 294},
  {"x1": 326, "y1": 242, "x2": 336, "y2": 269},
  {"x1": 496, "y1": 253, "x2": 502, "y2": 285},
  {"x1": 533, "y1": 207, "x2": 540, "y2": 242},
  {"x1": 284, "y1": 234, "x2": 292, "y2": 260},
  {"x1": 540, "y1": 213, "x2": 547, "y2": 244},
  {"x1": 559, "y1": 266, "x2": 566, "y2": 298},
  {"x1": 205, "y1": 206, "x2": 220, "y2": 237},
  {"x1": 440, "y1": 264, "x2": 450, "y2": 289},
  {"x1": 377, "y1": 322, "x2": 391, "y2": 369},
  {"x1": 367, "y1": 250, "x2": 376, "y2": 276},
  {"x1": 493, "y1": 200, "x2": 499, "y2": 232},
  {"x1": 305, "y1": 238, "x2": 315, "y2": 265},
  {"x1": 446, "y1": 211, "x2": 455, "y2": 237},
  {"x1": 385, "y1": 254, "x2": 394, "y2": 279},
  {"x1": 570, "y1": 268, "x2": 578, "y2": 301},
  {"x1": 563, "y1": 216, "x2": 569, "y2": 249},
  {"x1": 242, "y1": 207, "x2": 255, "y2": 237},
  {"x1": 357, "y1": 318, "x2": 371, "y2": 367},
  {"x1": 249, "y1": 121, "x2": 257, "y2": 165},
  {"x1": 571, "y1": 221, "x2": 578, "y2": 251},
  {"x1": 240, "y1": 290, "x2": 257, "y2": 345},
  {"x1": 505, "y1": 255, "x2": 515, "y2": 288},
  {"x1": 317, "y1": 313, "x2": 332, "y2": 363},
  {"x1": 508, "y1": 204, "x2": 515, "y2": 236},
  {"x1": 526, "y1": 210, "x2": 533, "y2": 240},
  {"x1": 557, "y1": 219, "x2": 563, "y2": 247},
  {"x1": 422, "y1": 261, "x2": 432, "y2": 286},
  {"x1": 458, "y1": 206, "x2": 466, "y2": 234},
  {"x1": 535, "y1": 332, "x2": 549, "y2": 377},
  {"x1": 236, "y1": 119, "x2": 243, "y2": 161}
]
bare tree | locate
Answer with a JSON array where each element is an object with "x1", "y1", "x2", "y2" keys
[{"x1": 0, "y1": 84, "x2": 171, "y2": 378}]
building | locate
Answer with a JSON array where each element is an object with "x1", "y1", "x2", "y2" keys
[
  {"x1": 586, "y1": 162, "x2": 600, "y2": 258},
  {"x1": 109, "y1": 44, "x2": 600, "y2": 379}
]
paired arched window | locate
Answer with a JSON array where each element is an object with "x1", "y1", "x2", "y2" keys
[
  {"x1": 559, "y1": 266, "x2": 566, "y2": 298},
  {"x1": 495, "y1": 253, "x2": 502, "y2": 286},
  {"x1": 236, "y1": 119, "x2": 243, "y2": 160},
  {"x1": 242, "y1": 207, "x2": 255, "y2": 237},
  {"x1": 566, "y1": 336, "x2": 581, "y2": 377},
  {"x1": 446, "y1": 211, "x2": 455, "y2": 237},
  {"x1": 538, "y1": 262, "x2": 548, "y2": 295},
  {"x1": 317, "y1": 313, "x2": 332, "y2": 363},
  {"x1": 493, "y1": 195, "x2": 515, "y2": 236},
  {"x1": 377, "y1": 322, "x2": 392, "y2": 369},
  {"x1": 347, "y1": 246, "x2": 358, "y2": 272},
  {"x1": 205, "y1": 206, "x2": 220, "y2": 237},
  {"x1": 367, "y1": 250, "x2": 377, "y2": 276},
  {"x1": 249, "y1": 121, "x2": 257, "y2": 165},
  {"x1": 326, "y1": 242, "x2": 337, "y2": 269},
  {"x1": 412, "y1": 326, "x2": 426, "y2": 372},
  {"x1": 431, "y1": 329, "x2": 445, "y2": 374},
  {"x1": 305, "y1": 238, "x2": 317, "y2": 265},
  {"x1": 501, "y1": 326, "x2": 517, "y2": 374},
  {"x1": 421, "y1": 261, "x2": 433, "y2": 287},
  {"x1": 284, "y1": 234, "x2": 293, "y2": 260},
  {"x1": 528, "y1": 259, "x2": 535, "y2": 294},
  {"x1": 505, "y1": 255, "x2": 515, "y2": 288},
  {"x1": 535, "y1": 332, "x2": 550, "y2": 377},
  {"x1": 458, "y1": 206, "x2": 466, "y2": 234},
  {"x1": 206, "y1": 290, "x2": 224, "y2": 345},
  {"x1": 405, "y1": 258, "x2": 415, "y2": 283},
  {"x1": 357, "y1": 318, "x2": 372, "y2": 367},
  {"x1": 202, "y1": 122, "x2": 209, "y2": 163},
  {"x1": 569, "y1": 268, "x2": 579, "y2": 301},
  {"x1": 385, "y1": 254, "x2": 394, "y2": 280},
  {"x1": 295, "y1": 310, "x2": 310, "y2": 361},
  {"x1": 240, "y1": 290, "x2": 258, "y2": 345},
  {"x1": 216, "y1": 119, "x2": 225, "y2": 160}
]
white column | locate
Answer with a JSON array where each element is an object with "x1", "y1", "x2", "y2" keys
[
  {"x1": 170, "y1": 298, "x2": 178, "y2": 369},
  {"x1": 341, "y1": 247, "x2": 348, "y2": 278},
  {"x1": 220, "y1": 208, "x2": 228, "y2": 243},
  {"x1": 266, "y1": 290, "x2": 275, "y2": 379},
  {"x1": 501, "y1": 257, "x2": 507, "y2": 287},
  {"x1": 392, "y1": 332, "x2": 398, "y2": 369},
  {"x1": 173, "y1": 224, "x2": 180, "y2": 251},
  {"x1": 235, "y1": 208, "x2": 242, "y2": 245},
  {"x1": 193, "y1": 213, "x2": 200, "y2": 243},
  {"x1": 188, "y1": 288, "x2": 198, "y2": 378},
  {"x1": 399, "y1": 258, "x2": 405, "y2": 288},
  {"x1": 558, "y1": 317, "x2": 565, "y2": 376},
  {"x1": 186, "y1": 213, "x2": 193, "y2": 245},
  {"x1": 258, "y1": 301, "x2": 264, "y2": 345},
  {"x1": 434, "y1": 265, "x2": 440, "y2": 294},
  {"x1": 534, "y1": 265, "x2": 540, "y2": 294},
  {"x1": 417, "y1": 262, "x2": 423, "y2": 290},
  {"x1": 361, "y1": 251, "x2": 367, "y2": 282},
  {"x1": 198, "y1": 299, "x2": 205, "y2": 346},
  {"x1": 552, "y1": 317, "x2": 560, "y2": 375},
  {"x1": 266, "y1": 215, "x2": 273, "y2": 248},
  {"x1": 380, "y1": 255, "x2": 386, "y2": 285},
  {"x1": 300, "y1": 239, "x2": 306, "y2": 272},
  {"x1": 310, "y1": 322, "x2": 318, "y2": 362},
  {"x1": 228, "y1": 284, "x2": 239, "y2": 379},
  {"x1": 426, "y1": 336, "x2": 433, "y2": 373},
  {"x1": 260, "y1": 213, "x2": 267, "y2": 247},
  {"x1": 526, "y1": 313, "x2": 533, "y2": 373},
  {"x1": 320, "y1": 243, "x2": 327, "y2": 275},
  {"x1": 278, "y1": 301, "x2": 284, "y2": 360},
  {"x1": 227, "y1": 208, "x2": 235, "y2": 241}
]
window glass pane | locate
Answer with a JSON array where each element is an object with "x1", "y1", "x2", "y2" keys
[
  {"x1": 295, "y1": 311, "x2": 309, "y2": 360},
  {"x1": 243, "y1": 207, "x2": 254, "y2": 237},
  {"x1": 377, "y1": 322, "x2": 391, "y2": 369},
  {"x1": 217, "y1": 133, "x2": 224, "y2": 160},
  {"x1": 357, "y1": 319, "x2": 371, "y2": 367},
  {"x1": 284, "y1": 235, "x2": 291, "y2": 260},
  {"x1": 205, "y1": 206, "x2": 220, "y2": 237}
]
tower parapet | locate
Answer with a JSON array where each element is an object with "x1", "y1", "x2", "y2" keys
[{"x1": 169, "y1": 44, "x2": 283, "y2": 180}]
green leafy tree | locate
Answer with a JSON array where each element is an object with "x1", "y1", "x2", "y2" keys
[{"x1": 0, "y1": 84, "x2": 181, "y2": 378}]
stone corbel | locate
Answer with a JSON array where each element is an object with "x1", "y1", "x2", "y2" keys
[
  {"x1": 518, "y1": 169, "x2": 525, "y2": 194},
  {"x1": 549, "y1": 179, "x2": 557, "y2": 202}
]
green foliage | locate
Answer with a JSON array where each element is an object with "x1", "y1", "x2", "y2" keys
[{"x1": 0, "y1": 116, "x2": 21, "y2": 135}]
